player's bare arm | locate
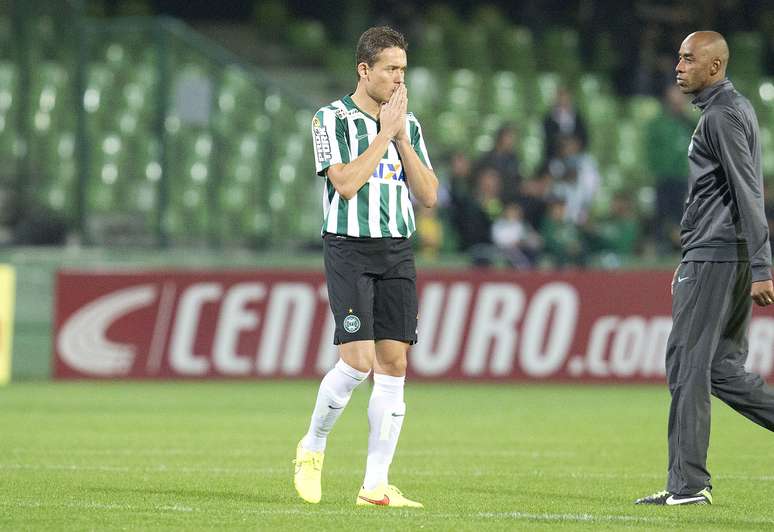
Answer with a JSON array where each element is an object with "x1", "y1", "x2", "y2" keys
[
  {"x1": 392, "y1": 85, "x2": 439, "y2": 208},
  {"x1": 326, "y1": 89, "x2": 405, "y2": 200},
  {"x1": 751, "y1": 279, "x2": 774, "y2": 306}
]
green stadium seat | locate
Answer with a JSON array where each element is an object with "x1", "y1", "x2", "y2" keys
[
  {"x1": 615, "y1": 119, "x2": 646, "y2": 178},
  {"x1": 287, "y1": 19, "x2": 328, "y2": 62},
  {"x1": 472, "y1": 113, "x2": 501, "y2": 153},
  {"x1": 757, "y1": 79, "x2": 774, "y2": 117},
  {"x1": 406, "y1": 67, "x2": 440, "y2": 112},
  {"x1": 0, "y1": 127, "x2": 17, "y2": 167},
  {"x1": 590, "y1": 32, "x2": 619, "y2": 76},
  {"x1": 627, "y1": 96, "x2": 661, "y2": 126},
  {"x1": 534, "y1": 72, "x2": 561, "y2": 114},
  {"x1": 434, "y1": 110, "x2": 471, "y2": 151},
  {"x1": 760, "y1": 125, "x2": 774, "y2": 175},
  {"x1": 412, "y1": 23, "x2": 447, "y2": 71},
  {"x1": 453, "y1": 24, "x2": 490, "y2": 72},
  {"x1": 0, "y1": 61, "x2": 16, "y2": 167},
  {"x1": 585, "y1": 94, "x2": 620, "y2": 167},
  {"x1": 41, "y1": 179, "x2": 71, "y2": 214},
  {"x1": 0, "y1": 60, "x2": 16, "y2": 93},
  {"x1": 445, "y1": 69, "x2": 482, "y2": 118},
  {"x1": 488, "y1": 70, "x2": 529, "y2": 120},
  {"x1": 0, "y1": 17, "x2": 12, "y2": 59},
  {"x1": 728, "y1": 32, "x2": 764, "y2": 80},
  {"x1": 540, "y1": 28, "x2": 581, "y2": 78},
  {"x1": 575, "y1": 73, "x2": 612, "y2": 115},
  {"x1": 103, "y1": 41, "x2": 128, "y2": 70},
  {"x1": 494, "y1": 26, "x2": 536, "y2": 74},
  {"x1": 425, "y1": 4, "x2": 460, "y2": 38},
  {"x1": 519, "y1": 118, "x2": 544, "y2": 176}
]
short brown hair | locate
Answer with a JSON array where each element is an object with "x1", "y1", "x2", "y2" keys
[{"x1": 356, "y1": 26, "x2": 407, "y2": 68}]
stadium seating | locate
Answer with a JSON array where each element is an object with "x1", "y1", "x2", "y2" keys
[{"x1": 3, "y1": 10, "x2": 773, "y2": 250}]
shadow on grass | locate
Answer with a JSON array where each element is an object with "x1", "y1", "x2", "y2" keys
[{"x1": 83, "y1": 485, "x2": 292, "y2": 505}]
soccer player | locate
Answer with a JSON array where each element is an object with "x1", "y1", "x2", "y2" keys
[
  {"x1": 636, "y1": 31, "x2": 774, "y2": 506},
  {"x1": 293, "y1": 25, "x2": 437, "y2": 508}
]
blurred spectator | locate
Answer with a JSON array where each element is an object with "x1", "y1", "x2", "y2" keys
[
  {"x1": 447, "y1": 150, "x2": 473, "y2": 197},
  {"x1": 12, "y1": 204, "x2": 69, "y2": 245},
  {"x1": 476, "y1": 123, "x2": 522, "y2": 202},
  {"x1": 632, "y1": 24, "x2": 685, "y2": 96},
  {"x1": 449, "y1": 166, "x2": 503, "y2": 266},
  {"x1": 516, "y1": 164, "x2": 554, "y2": 230},
  {"x1": 415, "y1": 204, "x2": 443, "y2": 261},
  {"x1": 551, "y1": 135, "x2": 600, "y2": 225},
  {"x1": 632, "y1": 24, "x2": 661, "y2": 96},
  {"x1": 645, "y1": 84, "x2": 694, "y2": 251},
  {"x1": 476, "y1": 166, "x2": 504, "y2": 222},
  {"x1": 543, "y1": 87, "x2": 588, "y2": 161},
  {"x1": 540, "y1": 198, "x2": 586, "y2": 268},
  {"x1": 491, "y1": 202, "x2": 542, "y2": 269},
  {"x1": 587, "y1": 193, "x2": 640, "y2": 266}
]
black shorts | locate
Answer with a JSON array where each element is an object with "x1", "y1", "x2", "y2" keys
[{"x1": 323, "y1": 233, "x2": 418, "y2": 345}]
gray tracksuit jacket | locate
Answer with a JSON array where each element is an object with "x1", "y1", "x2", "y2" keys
[{"x1": 681, "y1": 79, "x2": 772, "y2": 282}]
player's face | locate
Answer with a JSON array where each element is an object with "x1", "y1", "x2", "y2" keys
[
  {"x1": 676, "y1": 37, "x2": 710, "y2": 94},
  {"x1": 364, "y1": 47, "x2": 406, "y2": 104}
]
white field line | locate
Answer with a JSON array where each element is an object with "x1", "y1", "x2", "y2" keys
[
  {"x1": 8, "y1": 448, "x2": 577, "y2": 458},
  {"x1": 477, "y1": 512, "x2": 774, "y2": 526},
  {"x1": 3, "y1": 501, "x2": 774, "y2": 527},
  {"x1": 0, "y1": 463, "x2": 275, "y2": 474},
  {"x1": 2, "y1": 462, "x2": 774, "y2": 483},
  {"x1": 4, "y1": 499, "x2": 194, "y2": 513}
]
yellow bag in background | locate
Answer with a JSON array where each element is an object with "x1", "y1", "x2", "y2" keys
[{"x1": 0, "y1": 265, "x2": 15, "y2": 385}]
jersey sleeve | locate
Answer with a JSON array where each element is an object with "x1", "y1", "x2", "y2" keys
[
  {"x1": 312, "y1": 107, "x2": 350, "y2": 177},
  {"x1": 408, "y1": 116, "x2": 433, "y2": 170},
  {"x1": 706, "y1": 107, "x2": 772, "y2": 281}
]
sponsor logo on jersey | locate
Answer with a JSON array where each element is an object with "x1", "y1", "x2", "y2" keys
[
  {"x1": 314, "y1": 127, "x2": 332, "y2": 163},
  {"x1": 372, "y1": 162, "x2": 405, "y2": 181}
]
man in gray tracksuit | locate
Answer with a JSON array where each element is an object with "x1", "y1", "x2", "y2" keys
[{"x1": 636, "y1": 31, "x2": 774, "y2": 506}]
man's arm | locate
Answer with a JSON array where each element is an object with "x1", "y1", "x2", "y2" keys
[
  {"x1": 326, "y1": 90, "x2": 406, "y2": 200},
  {"x1": 393, "y1": 86, "x2": 438, "y2": 207},
  {"x1": 709, "y1": 107, "x2": 774, "y2": 305},
  {"x1": 395, "y1": 138, "x2": 438, "y2": 208},
  {"x1": 326, "y1": 133, "x2": 392, "y2": 200}
]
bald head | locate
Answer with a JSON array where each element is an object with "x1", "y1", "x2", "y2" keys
[
  {"x1": 676, "y1": 31, "x2": 730, "y2": 94},
  {"x1": 686, "y1": 31, "x2": 729, "y2": 69}
]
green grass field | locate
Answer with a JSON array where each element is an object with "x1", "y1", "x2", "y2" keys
[{"x1": 1, "y1": 382, "x2": 773, "y2": 530}]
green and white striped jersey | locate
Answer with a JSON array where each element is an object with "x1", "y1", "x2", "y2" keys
[{"x1": 312, "y1": 94, "x2": 432, "y2": 238}]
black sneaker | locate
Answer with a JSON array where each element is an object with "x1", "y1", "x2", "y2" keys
[{"x1": 634, "y1": 488, "x2": 712, "y2": 505}]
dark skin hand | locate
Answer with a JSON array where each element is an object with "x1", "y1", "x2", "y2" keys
[
  {"x1": 751, "y1": 280, "x2": 774, "y2": 307},
  {"x1": 671, "y1": 267, "x2": 774, "y2": 306}
]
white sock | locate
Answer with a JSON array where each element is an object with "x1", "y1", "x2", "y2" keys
[
  {"x1": 302, "y1": 359, "x2": 369, "y2": 452},
  {"x1": 363, "y1": 373, "x2": 406, "y2": 490}
]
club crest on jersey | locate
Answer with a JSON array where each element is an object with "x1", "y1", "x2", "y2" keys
[
  {"x1": 343, "y1": 314, "x2": 361, "y2": 333},
  {"x1": 372, "y1": 162, "x2": 405, "y2": 181}
]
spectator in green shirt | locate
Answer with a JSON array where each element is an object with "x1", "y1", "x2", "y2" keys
[{"x1": 645, "y1": 84, "x2": 696, "y2": 251}]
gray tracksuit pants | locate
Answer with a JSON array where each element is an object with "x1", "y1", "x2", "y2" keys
[{"x1": 666, "y1": 261, "x2": 774, "y2": 495}]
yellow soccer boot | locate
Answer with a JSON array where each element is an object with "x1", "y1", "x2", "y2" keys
[
  {"x1": 356, "y1": 484, "x2": 423, "y2": 508},
  {"x1": 293, "y1": 440, "x2": 324, "y2": 503}
]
